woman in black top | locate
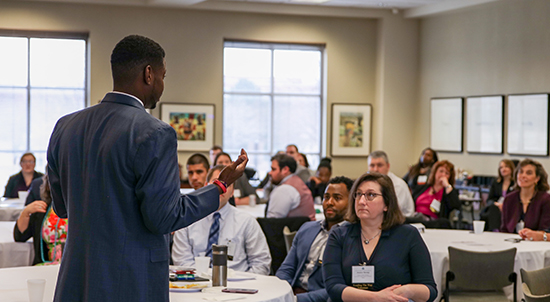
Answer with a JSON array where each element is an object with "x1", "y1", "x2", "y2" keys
[
  {"x1": 13, "y1": 174, "x2": 51, "y2": 265},
  {"x1": 480, "y1": 159, "x2": 516, "y2": 231},
  {"x1": 323, "y1": 172, "x2": 437, "y2": 302},
  {"x1": 403, "y1": 148, "x2": 438, "y2": 197},
  {"x1": 4, "y1": 153, "x2": 43, "y2": 198}
]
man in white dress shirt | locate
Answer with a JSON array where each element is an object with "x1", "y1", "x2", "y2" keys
[
  {"x1": 368, "y1": 150, "x2": 415, "y2": 217},
  {"x1": 172, "y1": 164, "x2": 271, "y2": 275}
]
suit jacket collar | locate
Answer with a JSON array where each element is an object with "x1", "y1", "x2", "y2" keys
[{"x1": 101, "y1": 92, "x2": 145, "y2": 110}]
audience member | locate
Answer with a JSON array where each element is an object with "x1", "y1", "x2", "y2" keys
[
  {"x1": 500, "y1": 159, "x2": 550, "y2": 233},
  {"x1": 307, "y1": 158, "x2": 332, "y2": 203},
  {"x1": 298, "y1": 153, "x2": 315, "y2": 176},
  {"x1": 403, "y1": 148, "x2": 438, "y2": 196},
  {"x1": 46, "y1": 35, "x2": 248, "y2": 301},
  {"x1": 172, "y1": 164, "x2": 271, "y2": 274},
  {"x1": 214, "y1": 152, "x2": 258, "y2": 205},
  {"x1": 412, "y1": 160, "x2": 460, "y2": 228},
  {"x1": 368, "y1": 151, "x2": 414, "y2": 217},
  {"x1": 277, "y1": 176, "x2": 353, "y2": 302},
  {"x1": 186, "y1": 153, "x2": 210, "y2": 190},
  {"x1": 4, "y1": 153, "x2": 44, "y2": 198},
  {"x1": 286, "y1": 144, "x2": 312, "y2": 183},
  {"x1": 209, "y1": 145, "x2": 223, "y2": 167},
  {"x1": 479, "y1": 159, "x2": 516, "y2": 231},
  {"x1": 267, "y1": 154, "x2": 315, "y2": 220},
  {"x1": 14, "y1": 174, "x2": 67, "y2": 265},
  {"x1": 323, "y1": 172, "x2": 437, "y2": 302}
]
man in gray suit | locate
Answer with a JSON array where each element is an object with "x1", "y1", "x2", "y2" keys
[{"x1": 47, "y1": 35, "x2": 248, "y2": 302}]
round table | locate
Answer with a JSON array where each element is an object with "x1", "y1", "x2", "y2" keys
[
  {"x1": 421, "y1": 229, "x2": 550, "y2": 301},
  {"x1": 0, "y1": 198, "x2": 25, "y2": 221},
  {"x1": 0, "y1": 265, "x2": 294, "y2": 302}
]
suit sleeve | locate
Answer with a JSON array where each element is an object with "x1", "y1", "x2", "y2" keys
[
  {"x1": 297, "y1": 289, "x2": 330, "y2": 302},
  {"x1": 47, "y1": 122, "x2": 67, "y2": 219},
  {"x1": 134, "y1": 125, "x2": 218, "y2": 234},
  {"x1": 276, "y1": 226, "x2": 302, "y2": 284},
  {"x1": 3, "y1": 175, "x2": 17, "y2": 198}
]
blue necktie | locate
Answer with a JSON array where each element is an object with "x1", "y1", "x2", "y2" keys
[{"x1": 205, "y1": 212, "x2": 221, "y2": 257}]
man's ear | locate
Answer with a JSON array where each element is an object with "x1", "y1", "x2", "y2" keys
[
  {"x1": 143, "y1": 64, "x2": 153, "y2": 85},
  {"x1": 282, "y1": 166, "x2": 290, "y2": 175}
]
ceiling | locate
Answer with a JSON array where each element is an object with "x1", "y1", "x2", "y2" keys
[{"x1": 23, "y1": 0, "x2": 500, "y2": 18}]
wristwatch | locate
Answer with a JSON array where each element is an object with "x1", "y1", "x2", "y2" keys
[
  {"x1": 446, "y1": 185, "x2": 452, "y2": 190},
  {"x1": 543, "y1": 232, "x2": 547, "y2": 242}
]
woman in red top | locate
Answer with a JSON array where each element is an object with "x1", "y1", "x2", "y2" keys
[{"x1": 412, "y1": 160, "x2": 461, "y2": 228}]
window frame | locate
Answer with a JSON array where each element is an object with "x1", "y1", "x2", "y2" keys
[{"x1": 222, "y1": 39, "x2": 325, "y2": 176}]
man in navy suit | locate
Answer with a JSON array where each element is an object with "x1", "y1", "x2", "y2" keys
[
  {"x1": 47, "y1": 35, "x2": 248, "y2": 302},
  {"x1": 276, "y1": 176, "x2": 353, "y2": 302}
]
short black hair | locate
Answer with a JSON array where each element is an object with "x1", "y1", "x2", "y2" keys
[
  {"x1": 186, "y1": 153, "x2": 210, "y2": 170},
  {"x1": 110, "y1": 35, "x2": 165, "y2": 85},
  {"x1": 271, "y1": 154, "x2": 297, "y2": 174},
  {"x1": 328, "y1": 176, "x2": 354, "y2": 192},
  {"x1": 318, "y1": 157, "x2": 332, "y2": 172}
]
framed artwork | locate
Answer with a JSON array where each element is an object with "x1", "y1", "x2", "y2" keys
[
  {"x1": 466, "y1": 95, "x2": 504, "y2": 154},
  {"x1": 330, "y1": 103, "x2": 372, "y2": 157},
  {"x1": 507, "y1": 93, "x2": 549, "y2": 156},
  {"x1": 160, "y1": 103, "x2": 215, "y2": 151},
  {"x1": 430, "y1": 97, "x2": 464, "y2": 153}
]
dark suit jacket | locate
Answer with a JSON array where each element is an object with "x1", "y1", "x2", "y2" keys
[
  {"x1": 3, "y1": 171, "x2": 43, "y2": 198},
  {"x1": 47, "y1": 93, "x2": 219, "y2": 302},
  {"x1": 276, "y1": 221, "x2": 328, "y2": 302},
  {"x1": 412, "y1": 184, "x2": 460, "y2": 219},
  {"x1": 500, "y1": 190, "x2": 550, "y2": 233}
]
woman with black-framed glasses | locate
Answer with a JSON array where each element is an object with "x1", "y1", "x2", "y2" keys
[{"x1": 323, "y1": 172, "x2": 437, "y2": 302}]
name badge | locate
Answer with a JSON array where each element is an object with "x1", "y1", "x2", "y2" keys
[
  {"x1": 417, "y1": 175, "x2": 428, "y2": 185},
  {"x1": 352, "y1": 265, "x2": 374, "y2": 284},
  {"x1": 430, "y1": 199, "x2": 441, "y2": 213},
  {"x1": 226, "y1": 239, "x2": 236, "y2": 261}
]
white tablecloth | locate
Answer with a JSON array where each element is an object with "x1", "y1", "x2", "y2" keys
[
  {"x1": 237, "y1": 204, "x2": 324, "y2": 221},
  {"x1": 0, "y1": 221, "x2": 33, "y2": 268},
  {"x1": 421, "y1": 229, "x2": 550, "y2": 301},
  {"x1": 0, "y1": 198, "x2": 25, "y2": 221},
  {"x1": 0, "y1": 265, "x2": 294, "y2": 302}
]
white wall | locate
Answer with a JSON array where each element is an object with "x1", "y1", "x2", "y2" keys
[
  {"x1": 0, "y1": 0, "x2": 420, "y2": 179},
  {"x1": 418, "y1": 0, "x2": 550, "y2": 176}
]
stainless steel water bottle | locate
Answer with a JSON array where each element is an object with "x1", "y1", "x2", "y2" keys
[{"x1": 212, "y1": 244, "x2": 227, "y2": 287}]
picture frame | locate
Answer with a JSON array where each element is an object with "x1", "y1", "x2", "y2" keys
[
  {"x1": 430, "y1": 97, "x2": 464, "y2": 153},
  {"x1": 330, "y1": 103, "x2": 372, "y2": 157},
  {"x1": 466, "y1": 95, "x2": 504, "y2": 154},
  {"x1": 160, "y1": 103, "x2": 215, "y2": 151},
  {"x1": 507, "y1": 93, "x2": 549, "y2": 156}
]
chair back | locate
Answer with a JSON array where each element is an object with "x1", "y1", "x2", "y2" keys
[
  {"x1": 283, "y1": 226, "x2": 297, "y2": 253},
  {"x1": 521, "y1": 266, "x2": 550, "y2": 296},
  {"x1": 448, "y1": 246, "x2": 516, "y2": 290},
  {"x1": 257, "y1": 216, "x2": 310, "y2": 274},
  {"x1": 523, "y1": 283, "x2": 550, "y2": 302}
]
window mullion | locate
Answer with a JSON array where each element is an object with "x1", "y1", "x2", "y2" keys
[
  {"x1": 270, "y1": 47, "x2": 275, "y2": 157},
  {"x1": 26, "y1": 37, "x2": 31, "y2": 152}
]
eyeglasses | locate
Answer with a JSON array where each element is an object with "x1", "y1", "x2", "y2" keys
[
  {"x1": 354, "y1": 192, "x2": 382, "y2": 201},
  {"x1": 21, "y1": 160, "x2": 35, "y2": 164}
]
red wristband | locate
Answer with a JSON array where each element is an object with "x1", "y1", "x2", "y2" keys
[{"x1": 213, "y1": 179, "x2": 227, "y2": 193}]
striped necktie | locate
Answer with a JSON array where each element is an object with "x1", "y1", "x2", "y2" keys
[{"x1": 205, "y1": 212, "x2": 221, "y2": 257}]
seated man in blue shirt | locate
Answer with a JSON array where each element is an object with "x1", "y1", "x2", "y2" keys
[
  {"x1": 276, "y1": 176, "x2": 354, "y2": 302},
  {"x1": 172, "y1": 165, "x2": 271, "y2": 275}
]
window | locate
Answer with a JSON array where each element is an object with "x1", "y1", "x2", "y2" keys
[
  {"x1": 223, "y1": 41, "x2": 324, "y2": 179},
  {"x1": 0, "y1": 31, "x2": 87, "y2": 191}
]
